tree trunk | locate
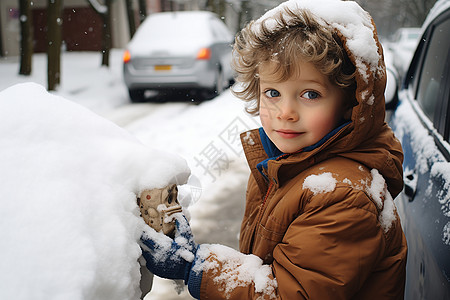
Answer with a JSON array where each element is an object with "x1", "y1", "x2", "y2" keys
[
  {"x1": 19, "y1": 0, "x2": 33, "y2": 75},
  {"x1": 86, "y1": 0, "x2": 111, "y2": 67},
  {"x1": 207, "y1": 0, "x2": 226, "y2": 19},
  {"x1": 125, "y1": 0, "x2": 136, "y2": 38},
  {"x1": 138, "y1": 0, "x2": 147, "y2": 23},
  {"x1": 100, "y1": 0, "x2": 112, "y2": 67},
  {"x1": 238, "y1": 0, "x2": 251, "y2": 31},
  {"x1": 217, "y1": 0, "x2": 226, "y2": 20},
  {"x1": 47, "y1": 0, "x2": 63, "y2": 91}
]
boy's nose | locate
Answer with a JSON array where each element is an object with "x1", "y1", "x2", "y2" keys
[{"x1": 277, "y1": 99, "x2": 299, "y2": 121}]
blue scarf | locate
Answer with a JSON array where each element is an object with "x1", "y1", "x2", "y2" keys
[{"x1": 256, "y1": 122, "x2": 350, "y2": 180}]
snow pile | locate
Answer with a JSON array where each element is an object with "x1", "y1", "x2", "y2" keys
[
  {"x1": 252, "y1": 0, "x2": 380, "y2": 77},
  {"x1": 0, "y1": 51, "x2": 129, "y2": 115},
  {"x1": 194, "y1": 244, "x2": 277, "y2": 299},
  {"x1": 0, "y1": 83, "x2": 190, "y2": 300},
  {"x1": 302, "y1": 172, "x2": 337, "y2": 195}
]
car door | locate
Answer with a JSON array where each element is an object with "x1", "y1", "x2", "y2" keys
[{"x1": 390, "y1": 7, "x2": 450, "y2": 300}]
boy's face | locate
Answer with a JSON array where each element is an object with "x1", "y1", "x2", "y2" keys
[{"x1": 259, "y1": 61, "x2": 350, "y2": 154}]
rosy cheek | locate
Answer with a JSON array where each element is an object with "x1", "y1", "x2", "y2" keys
[
  {"x1": 259, "y1": 103, "x2": 273, "y2": 122},
  {"x1": 259, "y1": 110, "x2": 270, "y2": 128},
  {"x1": 308, "y1": 113, "x2": 336, "y2": 135}
]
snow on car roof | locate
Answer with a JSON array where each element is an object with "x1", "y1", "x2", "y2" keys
[
  {"x1": 422, "y1": 0, "x2": 450, "y2": 32},
  {"x1": 133, "y1": 11, "x2": 216, "y2": 41},
  {"x1": 128, "y1": 11, "x2": 219, "y2": 55}
]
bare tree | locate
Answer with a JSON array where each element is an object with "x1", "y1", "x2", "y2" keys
[
  {"x1": 125, "y1": 0, "x2": 136, "y2": 38},
  {"x1": 356, "y1": 0, "x2": 437, "y2": 37},
  {"x1": 86, "y1": 0, "x2": 112, "y2": 66},
  {"x1": 138, "y1": 0, "x2": 147, "y2": 23},
  {"x1": 238, "y1": 0, "x2": 252, "y2": 31},
  {"x1": 395, "y1": 0, "x2": 436, "y2": 27},
  {"x1": 47, "y1": 0, "x2": 63, "y2": 91},
  {"x1": 206, "y1": 0, "x2": 227, "y2": 19},
  {"x1": 19, "y1": 0, "x2": 33, "y2": 75}
]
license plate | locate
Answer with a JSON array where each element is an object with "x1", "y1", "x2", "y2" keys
[{"x1": 154, "y1": 65, "x2": 172, "y2": 71}]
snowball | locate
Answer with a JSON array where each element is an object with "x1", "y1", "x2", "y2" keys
[
  {"x1": 0, "y1": 83, "x2": 190, "y2": 300},
  {"x1": 302, "y1": 172, "x2": 337, "y2": 195}
]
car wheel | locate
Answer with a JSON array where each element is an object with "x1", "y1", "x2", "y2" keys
[
  {"x1": 201, "y1": 68, "x2": 225, "y2": 101},
  {"x1": 128, "y1": 89, "x2": 145, "y2": 103}
]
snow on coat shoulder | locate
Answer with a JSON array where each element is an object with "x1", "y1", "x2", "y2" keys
[
  {"x1": 302, "y1": 169, "x2": 396, "y2": 233},
  {"x1": 302, "y1": 172, "x2": 337, "y2": 195},
  {"x1": 0, "y1": 83, "x2": 190, "y2": 300}
]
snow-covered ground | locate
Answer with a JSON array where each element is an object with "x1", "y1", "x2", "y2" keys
[{"x1": 0, "y1": 50, "x2": 257, "y2": 299}]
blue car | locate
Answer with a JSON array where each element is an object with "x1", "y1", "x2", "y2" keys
[{"x1": 388, "y1": 0, "x2": 450, "y2": 298}]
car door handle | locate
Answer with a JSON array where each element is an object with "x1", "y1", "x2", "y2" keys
[{"x1": 404, "y1": 169, "x2": 417, "y2": 201}]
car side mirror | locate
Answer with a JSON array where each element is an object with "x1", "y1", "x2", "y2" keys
[{"x1": 385, "y1": 66, "x2": 399, "y2": 110}]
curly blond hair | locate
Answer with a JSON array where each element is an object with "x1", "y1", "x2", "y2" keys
[{"x1": 232, "y1": 8, "x2": 356, "y2": 115}]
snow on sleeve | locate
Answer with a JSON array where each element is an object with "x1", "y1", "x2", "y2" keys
[
  {"x1": 365, "y1": 169, "x2": 396, "y2": 232},
  {"x1": 302, "y1": 172, "x2": 337, "y2": 195},
  {"x1": 193, "y1": 244, "x2": 277, "y2": 299},
  {"x1": 0, "y1": 83, "x2": 191, "y2": 300},
  {"x1": 251, "y1": 0, "x2": 380, "y2": 76}
]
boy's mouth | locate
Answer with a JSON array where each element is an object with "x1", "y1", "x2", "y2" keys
[{"x1": 275, "y1": 129, "x2": 303, "y2": 139}]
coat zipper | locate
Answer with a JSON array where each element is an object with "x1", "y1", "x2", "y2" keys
[
  {"x1": 247, "y1": 180, "x2": 274, "y2": 252},
  {"x1": 258, "y1": 180, "x2": 274, "y2": 224}
]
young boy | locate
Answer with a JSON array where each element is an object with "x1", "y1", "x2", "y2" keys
[{"x1": 140, "y1": 0, "x2": 407, "y2": 299}]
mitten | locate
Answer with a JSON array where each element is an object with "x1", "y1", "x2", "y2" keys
[{"x1": 141, "y1": 214, "x2": 202, "y2": 299}]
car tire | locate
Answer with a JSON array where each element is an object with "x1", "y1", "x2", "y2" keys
[
  {"x1": 128, "y1": 89, "x2": 145, "y2": 103},
  {"x1": 200, "y1": 68, "x2": 225, "y2": 101}
]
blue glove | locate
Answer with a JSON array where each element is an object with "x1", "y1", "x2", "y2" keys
[{"x1": 140, "y1": 213, "x2": 202, "y2": 297}]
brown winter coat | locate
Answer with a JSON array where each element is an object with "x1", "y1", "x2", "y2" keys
[{"x1": 197, "y1": 3, "x2": 407, "y2": 300}]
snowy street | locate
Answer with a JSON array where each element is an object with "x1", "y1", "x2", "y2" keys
[{"x1": 0, "y1": 50, "x2": 257, "y2": 299}]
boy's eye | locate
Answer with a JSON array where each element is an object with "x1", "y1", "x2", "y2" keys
[
  {"x1": 302, "y1": 91, "x2": 320, "y2": 100},
  {"x1": 264, "y1": 89, "x2": 281, "y2": 98}
]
